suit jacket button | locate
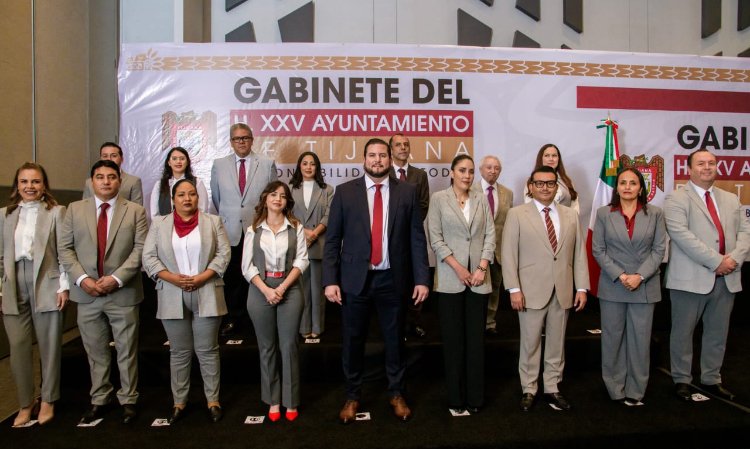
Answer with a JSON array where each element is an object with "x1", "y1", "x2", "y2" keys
[{"x1": 553, "y1": 257, "x2": 557, "y2": 261}]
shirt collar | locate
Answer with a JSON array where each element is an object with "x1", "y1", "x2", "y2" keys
[
  {"x1": 19, "y1": 200, "x2": 41, "y2": 210},
  {"x1": 688, "y1": 180, "x2": 713, "y2": 198},
  {"x1": 532, "y1": 199, "x2": 557, "y2": 214},
  {"x1": 94, "y1": 195, "x2": 118, "y2": 210},
  {"x1": 393, "y1": 162, "x2": 410, "y2": 173},
  {"x1": 235, "y1": 153, "x2": 253, "y2": 163},
  {"x1": 480, "y1": 178, "x2": 496, "y2": 191},
  {"x1": 611, "y1": 203, "x2": 643, "y2": 215},
  {"x1": 365, "y1": 175, "x2": 389, "y2": 191},
  {"x1": 259, "y1": 217, "x2": 292, "y2": 232}
]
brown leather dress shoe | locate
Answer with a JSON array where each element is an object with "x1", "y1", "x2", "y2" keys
[
  {"x1": 339, "y1": 400, "x2": 359, "y2": 424},
  {"x1": 389, "y1": 395, "x2": 412, "y2": 422}
]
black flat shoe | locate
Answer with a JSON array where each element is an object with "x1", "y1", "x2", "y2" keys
[
  {"x1": 209, "y1": 405, "x2": 223, "y2": 422},
  {"x1": 168, "y1": 406, "x2": 186, "y2": 424},
  {"x1": 122, "y1": 404, "x2": 137, "y2": 424}
]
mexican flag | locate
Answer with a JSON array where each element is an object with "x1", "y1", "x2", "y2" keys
[{"x1": 586, "y1": 118, "x2": 620, "y2": 297}]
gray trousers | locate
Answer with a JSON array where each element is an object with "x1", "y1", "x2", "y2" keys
[
  {"x1": 77, "y1": 294, "x2": 139, "y2": 405},
  {"x1": 299, "y1": 259, "x2": 325, "y2": 335},
  {"x1": 247, "y1": 277, "x2": 303, "y2": 408},
  {"x1": 670, "y1": 277, "x2": 734, "y2": 385},
  {"x1": 2, "y1": 259, "x2": 62, "y2": 406},
  {"x1": 486, "y1": 259, "x2": 502, "y2": 329},
  {"x1": 600, "y1": 300, "x2": 655, "y2": 401},
  {"x1": 161, "y1": 290, "x2": 222, "y2": 404},
  {"x1": 518, "y1": 294, "x2": 569, "y2": 395}
]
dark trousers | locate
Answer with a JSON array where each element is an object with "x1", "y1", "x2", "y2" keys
[
  {"x1": 438, "y1": 289, "x2": 488, "y2": 409},
  {"x1": 341, "y1": 269, "x2": 405, "y2": 400},
  {"x1": 223, "y1": 234, "x2": 250, "y2": 326}
]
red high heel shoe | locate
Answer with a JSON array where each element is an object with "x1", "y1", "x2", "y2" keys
[{"x1": 285, "y1": 410, "x2": 299, "y2": 421}]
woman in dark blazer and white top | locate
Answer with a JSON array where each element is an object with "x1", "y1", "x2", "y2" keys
[
  {"x1": 1, "y1": 162, "x2": 69, "y2": 426},
  {"x1": 242, "y1": 180, "x2": 309, "y2": 422},
  {"x1": 142, "y1": 179, "x2": 231, "y2": 423},
  {"x1": 289, "y1": 152, "x2": 333, "y2": 339},
  {"x1": 592, "y1": 168, "x2": 666, "y2": 405},
  {"x1": 428, "y1": 155, "x2": 495, "y2": 415}
]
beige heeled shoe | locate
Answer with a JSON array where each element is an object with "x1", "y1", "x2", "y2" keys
[
  {"x1": 12, "y1": 399, "x2": 39, "y2": 427},
  {"x1": 38, "y1": 401, "x2": 55, "y2": 425}
]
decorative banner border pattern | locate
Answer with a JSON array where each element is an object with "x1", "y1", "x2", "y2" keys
[{"x1": 125, "y1": 50, "x2": 750, "y2": 82}]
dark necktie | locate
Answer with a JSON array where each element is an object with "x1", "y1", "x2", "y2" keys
[
  {"x1": 543, "y1": 207, "x2": 557, "y2": 252},
  {"x1": 705, "y1": 191, "x2": 725, "y2": 254},
  {"x1": 398, "y1": 168, "x2": 406, "y2": 182},
  {"x1": 97, "y1": 203, "x2": 110, "y2": 277},
  {"x1": 487, "y1": 185, "x2": 495, "y2": 217},
  {"x1": 238, "y1": 159, "x2": 246, "y2": 194},
  {"x1": 371, "y1": 184, "x2": 383, "y2": 265}
]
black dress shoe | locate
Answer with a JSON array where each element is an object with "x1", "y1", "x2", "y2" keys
[
  {"x1": 519, "y1": 393, "x2": 535, "y2": 412},
  {"x1": 209, "y1": 405, "x2": 223, "y2": 422},
  {"x1": 485, "y1": 327, "x2": 498, "y2": 336},
  {"x1": 122, "y1": 404, "x2": 137, "y2": 424},
  {"x1": 544, "y1": 392, "x2": 571, "y2": 411},
  {"x1": 701, "y1": 383, "x2": 736, "y2": 401},
  {"x1": 220, "y1": 322, "x2": 236, "y2": 337},
  {"x1": 80, "y1": 404, "x2": 108, "y2": 424},
  {"x1": 675, "y1": 383, "x2": 693, "y2": 401},
  {"x1": 410, "y1": 325, "x2": 427, "y2": 339},
  {"x1": 168, "y1": 406, "x2": 186, "y2": 424}
]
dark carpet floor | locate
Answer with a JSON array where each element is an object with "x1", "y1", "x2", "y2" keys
[{"x1": 2, "y1": 280, "x2": 750, "y2": 449}]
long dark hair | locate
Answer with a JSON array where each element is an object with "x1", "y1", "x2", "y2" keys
[
  {"x1": 608, "y1": 167, "x2": 649, "y2": 214},
  {"x1": 252, "y1": 181, "x2": 299, "y2": 230},
  {"x1": 534, "y1": 144, "x2": 578, "y2": 201},
  {"x1": 160, "y1": 147, "x2": 196, "y2": 196},
  {"x1": 289, "y1": 151, "x2": 326, "y2": 189},
  {"x1": 7, "y1": 162, "x2": 58, "y2": 215}
]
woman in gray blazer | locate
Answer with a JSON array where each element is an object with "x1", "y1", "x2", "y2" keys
[
  {"x1": 1, "y1": 162, "x2": 69, "y2": 426},
  {"x1": 242, "y1": 181, "x2": 308, "y2": 422},
  {"x1": 289, "y1": 152, "x2": 333, "y2": 339},
  {"x1": 592, "y1": 168, "x2": 666, "y2": 406},
  {"x1": 142, "y1": 179, "x2": 231, "y2": 423},
  {"x1": 428, "y1": 155, "x2": 495, "y2": 415}
]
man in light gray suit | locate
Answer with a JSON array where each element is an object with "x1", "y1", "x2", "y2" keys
[
  {"x1": 474, "y1": 155, "x2": 513, "y2": 335},
  {"x1": 83, "y1": 142, "x2": 144, "y2": 205},
  {"x1": 664, "y1": 148, "x2": 750, "y2": 402},
  {"x1": 59, "y1": 159, "x2": 148, "y2": 424},
  {"x1": 502, "y1": 166, "x2": 589, "y2": 412},
  {"x1": 211, "y1": 123, "x2": 277, "y2": 336}
]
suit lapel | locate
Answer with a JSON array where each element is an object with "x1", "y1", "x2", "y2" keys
[
  {"x1": 32, "y1": 207, "x2": 53, "y2": 282},
  {"x1": 161, "y1": 215, "x2": 179, "y2": 269},
  {"x1": 353, "y1": 178, "x2": 371, "y2": 239},
  {"x1": 86, "y1": 199, "x2": 98, "y2": 250},
  {"x1": 306, "y1": 184, "x2": 322, "y2": 223},
  {"x1": 685, "y1": 187, "x2": 715, "y2": 226},
  {"x1": 242, "y1": 155, "x2": 260, "y2": 201},
  {"x1": 524, "y1": 203, "x2": 555, "y2": 255},
  {"x1": 106, "y1": 198, "x2": 128, "y2": 253},
  {"x1": 466, "y1": 189, "x2": 481, "y2": 230},
  {"x1": 446, "y1": 187, "x2": 470, "y2": 232},
  {"x1": 4, "y1": 208, "x2": 19, "y2": 284},
  {"x1": 555, "y1": 207, "x2": 569, "y2": 255},
  {"x1": 198, "y1": 213, "x2": 211, "y2": 269},
  {"x1": 387, "y1": 178, "x2": 400, "y2": 238}
]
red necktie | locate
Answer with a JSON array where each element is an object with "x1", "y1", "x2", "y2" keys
[
  {"x1": 543, "y1": 207, "x2": 557, "y2": 252},
  {"x1": 97, "y1": 203, "x2": 110, "y2": 277},
  {"x1": 705, "y1": 191, "x2": 725, "y2": 254},
  {"x1": 370, "y1": 184, "x2": 383, "y2": 265},
  {"x1": 487, "y1": 185, "x2": 495, "y2": 217},
  {"x1": 238, "y1": 159, "x2": 246, "y2": 194},
  {"x1": 398, "y1": 168, "x2": 406, "y2": 182}
]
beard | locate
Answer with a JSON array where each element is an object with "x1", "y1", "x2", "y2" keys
[{"x1": 364, "y1": 164, "x2": 390, "y2": 179}]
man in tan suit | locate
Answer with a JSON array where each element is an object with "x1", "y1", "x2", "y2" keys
[
  {"x1": 59, "y1": 159, "x2": 148, "y2": 424},
  {"x1": 83, "y1": 142, "x2": 144, "y2": 205},
  {"x1": 501, "y1": 166, "x2": 589, "y2": 412},
  {"x1": 474, "y1": 155, "x2": 513, "y2": 335}
]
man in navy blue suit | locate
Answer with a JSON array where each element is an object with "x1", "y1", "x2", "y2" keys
[{"x1": 323, "y1": 138, "x2": 430, "y2": 424}]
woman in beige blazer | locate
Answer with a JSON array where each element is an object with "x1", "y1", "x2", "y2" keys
[
  {"x1": 428, "y1": 155, "x2": 495, "y2": 415},
  {"x1": 289, "y1": 152, "x2": 333, "y2": 338},
  {"x1": 1, "y1": 162, "x2": 69, "y2": 426},
  {"x1": 142, "y1": 179, "x2": 231, "y2": 424}
]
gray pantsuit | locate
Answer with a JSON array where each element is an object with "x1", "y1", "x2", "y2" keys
[
  {"x1": 161, "y1": 291, "x2": 222, "y2": 404},
  {"x1": 247, "y1": 277, "x2": 304, "y2": 408},
  {"x1": 518, "y1": 293, "x2": 568, "y2": 395},
  {"x1": 2, "y1": 260, "x2": 62, "y2": 406},
  {"x1": 77, "y1": 299, "x2": 140, "y2": 405},
  {"x1": 299, "y1": 259, "x2": 324, "y2": 335}
]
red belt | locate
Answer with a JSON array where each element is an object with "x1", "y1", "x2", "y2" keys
[{"x1": 265, "y1": 271, "x2": 285, "y2": 278}]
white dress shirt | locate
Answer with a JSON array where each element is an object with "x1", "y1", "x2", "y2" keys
[
  {"x1": 241, "y1": 219, "x2": 309, "y2": 281},
  {"x1": 532, "y1": 199, "x2": 560, "y2": 243},
  {"x1": 365, "y1": 176, "x2": 391, "y2": 270},
  {"x1": 172, "y1": 225, "x2": 202, "y2": 276},
  {"x1": 303, "y1": 180, "x2": 315, "y2": 208},
  {"x1": 76, "y1": 195, "x2": 123, "y2": 287}
]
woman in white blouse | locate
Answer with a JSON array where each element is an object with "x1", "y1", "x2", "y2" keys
[
  {"x1": 150, "y1": 147, "x2": 212, "y2": 218},
  {"x1": 0, "y1": 162, "x2": 69, "y2": 426},
  {"x1": 289, "y1": 152, "x2": 333, "y2": 339},
  {"x1": 142, "y1": 179, "x2": 231, "y2": 424},
  {"x1": 524, "y1": 144, "x2": 580, "y2": 212},
  {"x1": 242, "y1": 181, "x2": 308, "y2": 422}
]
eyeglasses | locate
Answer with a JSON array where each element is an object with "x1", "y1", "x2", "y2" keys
[
  {"x1": 231, "y1": 136, "x2": 253, "y2": 143},
  {"x1": 531, "y1": 180, "x2": 557, "y2": 189}
]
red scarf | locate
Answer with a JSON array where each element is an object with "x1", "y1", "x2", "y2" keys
[{"x1": 173, "y1": 211, "x2": 199, "y2": 238}]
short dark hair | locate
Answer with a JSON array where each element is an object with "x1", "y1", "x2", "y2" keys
[
  {"x1": 100, "y1": 141, "x2": 123, "y2": 157},
  {"x1": 363, "y1": 138, "x2": 391, "y2": 158},
  {"x1": 388, "y1": 133, "x2": 406, "y2": 148},
  {"x1": 91, "y1": 159, "x2": 121, "y2": 178},
  {"x1": 230, "y1": 123, "x2": 253, "y2": 137},
  {"x1": 528, "y1": 165, "x2": 558, "y2": 183},
  {"x1": 687, "y1": 148, "x2": 713, "y2": 167}
]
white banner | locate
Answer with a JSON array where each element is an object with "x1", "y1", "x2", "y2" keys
[{"x1": 119, "y1": 43, "x2": 750, "y2": 219}]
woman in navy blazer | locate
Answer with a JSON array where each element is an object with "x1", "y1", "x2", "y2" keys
[
  {"x1": 289, "y1": 152, "x2": 333, "y2": 339},
  {"x1": 592, "y1": 168, "x2": 666, "y2": 406},
  {"x1": 1, "y1": 162, "x2": 69, "y2": 426}
]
